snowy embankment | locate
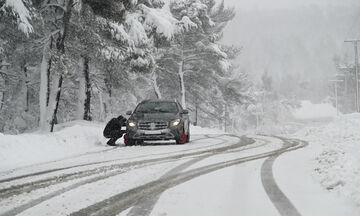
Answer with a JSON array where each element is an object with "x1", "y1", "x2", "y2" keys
[
  {"x1": 0, "y1": 121, "x2": 223, "y2": 172},
  {"x1": 0, "y1": 121, "x2": 107, "y2": 171},
  {"x1": 292, "y1": 100, "x2": 338, "y2": 120},
  {"x1": 278, "y1": 100, "x2": 359, "y2": 207},
  {"x1": 294, "y1": 113, "x2": 360, "y2": 206}
]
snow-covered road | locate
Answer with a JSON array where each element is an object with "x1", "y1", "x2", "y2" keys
[{"x1": 0, "y1": 132, "x2": 356, "y2": 216}]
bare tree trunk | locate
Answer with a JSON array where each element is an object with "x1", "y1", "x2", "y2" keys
[
  {"x1": 83, "y1": 56, "x2": 92, "y2": 121},
  {"x1": 46, "y1": 37, "x2": 54, "y2": 106},
  {"x1": 194, "y1": 103, "x2": 198, "y2": 126},
  {"x1": 98, "y1": 91, "x2": 105, "y2": 121},
  {"x1": 151, "y1": 70, "x2": 162, "y2": 99},
  {"x1": 56, "y1": 0, "x2": 74, "y2": 54},
  {"x1": 39, "y1": 43, "x2": 50, "y2": 131},
  {"x1": 104, "y1": 70, "x2": 112, "y2": 117},
  {"x1": 178, "y1": 60, "x2": 186, "y2": 109},
  {"x1": 104, "y1": 71, "x2": 112, "y2": 98},
  {"x1": 46, "y1": 37, "x2": 53, "y2": 106},
  {"x1": 50, "y1": 75, "x2": 63, "y2": 132},
  {"x1": 49, "y1": 0, "x2": 74, "y2": 132},
  {"x1": 46, "y1": 59, "x2": 51, "y2": 106},
  {"x1": 0, "y1": 92, "x2": 3, "y2": 110},
  {"x1": 0, "y1": 73, "x2": 7, "y2": 110},
  {"x1": 23, "y1": 64, "x2": 29, "y2": 112}
]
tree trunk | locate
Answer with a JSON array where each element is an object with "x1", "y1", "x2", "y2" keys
[
  {"x1": 194, "y1": 104, "x2": 198, "y2": 126},
  {"x1": 50, "y1": 75, "x2": 63, "y2": 132},
  {"x1": 76, "y1": 62, "x2": 85, "y2": 119},
  {"x1": 83, "y1": 56, "x2": 92, "y2": 121},
  {"x1": 0, "y1": 92, "x2": 3, "y2": 110},
  {"x1": 224, "y1": 103, "x2": 228, "y2": 132},
  {"x1": 46, "y1": 37, "x2": 53, "y2": 106},
  {"x1": 46, "y1": 60, "x2": 51, "y2": 106},
  {"x1": 152, "y1": 70, "x2": 162, "y2": 99},
  {"x1": 49, "y1": 0, "x2": 74, "y2": 132},
  {"x1": 39, "y1": 44, "x2": 50, "y2": 131},
  {"x1": 104, "y1": 71, "x2": 112, "y2": 98},
  {"x1": 178, "y1": 60, "x2": 186, "y2": 109},
  {"x1": 0, "y1": 72, "x2": 7, "y2": 110},
  {"x1": 23, "y1": 64, "x2": 29, "y2": 112},
  {"x1": 98, "y1": 91, "x2": 105, "y2": 121},
  {"x1": 56, "y1": 0, "x2": 74, "y2": 54}
]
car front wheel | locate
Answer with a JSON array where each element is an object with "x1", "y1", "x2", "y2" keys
[
  {"x1": 176, "y1": 126, "x2": 187, "y2": 144},
  {"x1": 124, "y1": 134, "x2": 135, "y2": 146}
]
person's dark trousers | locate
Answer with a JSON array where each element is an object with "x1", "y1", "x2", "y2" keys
[
  {"x1": 103, "y1": 115, "x2": 127, "y2": 146},
  {"x1": 106, "y1": 130, "x2": 126, "y2": 146}
]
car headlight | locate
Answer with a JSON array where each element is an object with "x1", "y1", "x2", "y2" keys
[
  {"x1": 170, "y1": 119, "x2": 181, "y2": 127},
  {"x1": 128, "y1": 121, "x2": 136, "y2": 127}
]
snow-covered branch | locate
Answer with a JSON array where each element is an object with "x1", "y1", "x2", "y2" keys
[
  {"x1": 42, "y1": 3, "x2": 67, "y2": 12},
  {"x1": 0, "y1": 70, "x2": 17, "y2": 77},
  {"x1": 2, "y1": 0, "x2": 33, "y2": 36}
]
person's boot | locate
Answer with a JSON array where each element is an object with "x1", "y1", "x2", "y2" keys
[{"x1": 107, "y1": 138, "x2": 117, "y2": 146}]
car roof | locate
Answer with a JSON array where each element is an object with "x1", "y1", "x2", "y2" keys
[{"x1": 140, "y1": 99, "x2": 178, "y2": 104}]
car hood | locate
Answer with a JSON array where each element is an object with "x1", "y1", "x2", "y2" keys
[{"x1": 130, "y1": 113, "x2": 179, "y2": 122}]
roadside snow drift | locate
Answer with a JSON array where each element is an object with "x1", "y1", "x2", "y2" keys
[
  {"x1": 293, "y1": 100, "x2": 337, "y2": 119},
  {"x1": 295, "y1": 113, "x2": 360, "y2": 206},
  {"x1": 0, "y1": 121, "x2": 107, "y2": 171},
  {"x1": 0, "y1": 122, "x2": 224, "y2": 172}
]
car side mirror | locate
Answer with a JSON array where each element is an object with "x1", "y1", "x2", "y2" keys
[
  {"x1": 126, "y1": 110, "x2": 132, "y2": 115},
  {"x1": 181, "y1": 109, "x2": 189, "y2": 115}
]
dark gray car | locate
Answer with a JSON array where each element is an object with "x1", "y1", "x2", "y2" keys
[{"x1": 124, "y1": 99, "x2": 190, "y2": 145}]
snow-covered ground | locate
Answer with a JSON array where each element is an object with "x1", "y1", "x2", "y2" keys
[
  {"x1": 292, "y1": 100, "x2": 338, "y2": 120},
  {"x1": 0, "y1": 122, "x2": 224, "y2": 172},
  {"x1": 0, "y1": 121, "x2": 107, "y2": 171},
  {"x1": 250, "y1": 100, "x2": 360, "y2": 212},
  {"x1": 1, "y1": 100, "x2": 360, "y2": 215},
  {"x1": 293, "y1": 113, "x2": 360, "y2": 207},
  {"x1": 279, "y1": 100, "x2": 360, "y2": 210}
]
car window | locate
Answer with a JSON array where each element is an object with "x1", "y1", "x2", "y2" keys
[
  {"x1": 135, "y1": 102, "x2": 179, "y2": 113},
  {"x1": 177, "y1": 102, "x2": 183, "y2": 111}
]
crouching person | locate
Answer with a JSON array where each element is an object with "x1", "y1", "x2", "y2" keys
[{"x1": 103, "y1": 115, "x2": 127, "y2": 146}]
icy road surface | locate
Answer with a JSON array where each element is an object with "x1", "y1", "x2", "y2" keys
[{"x1": 0, "y1": 133, "x2": 356, "y2": 216}]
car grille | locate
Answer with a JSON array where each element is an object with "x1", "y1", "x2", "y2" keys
[{"x1": 138, "y1": 121, "x2": 168, "y2": 130}]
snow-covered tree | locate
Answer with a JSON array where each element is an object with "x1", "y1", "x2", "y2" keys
[
  {"x1": 161, "y1": 0, "x2": 236, "y2": 110},
  {"x1": 0, "y1": 0, "x2": 250, "y2": 133},
  {"x1": 0, "y1": 0, "x2": 34, "y2": 36}
]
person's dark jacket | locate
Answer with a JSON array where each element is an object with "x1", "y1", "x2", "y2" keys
[{"x1": 103, "y1": 115, "x2": 127, "y2": 138}]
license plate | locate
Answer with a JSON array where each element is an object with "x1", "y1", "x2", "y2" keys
[{"x1": 144, "y1": 130, "x2": 161, "y2": 135}]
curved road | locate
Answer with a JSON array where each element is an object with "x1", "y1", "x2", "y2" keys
[{"x1": 0, "y1": 134, "x2": 307, "y2": 216}]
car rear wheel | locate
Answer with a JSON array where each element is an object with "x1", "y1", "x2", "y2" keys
[{"x1": 176, "y1": 127, "x2": 187, "y2": 144}]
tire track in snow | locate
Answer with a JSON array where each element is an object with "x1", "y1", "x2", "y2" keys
[
  {"x1": 261, "y1": 138, "x2": 308, "y2": 216},
  {"x1": 127, "y1": 137, "x2": 270, "y2": 216},
  {"x1": 0, "y1": 146, "x2": 119, "y2": 180},
  {"x1": 127, "y1": 156, "x2": 209, "y2": 216},
  {"x1": 70, "y1": 136, "x2": 306, "y2": 216},
  {"x1": 0, "y1": 135, "x2": 228, "y2": 199},
  {"x1": 0, "y1": 134, "x2": 220, "y2": 184},
  {"x1": 0, "y1": 135, "x2": 254, "y2": 216}
]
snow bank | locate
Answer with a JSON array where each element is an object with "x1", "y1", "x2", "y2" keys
[
  {"x1": 0, "y1": 121, "x2": 107, "y2": 172},
  {"x1": 0, "y1": 122, "x2": 222, "y2": 172},
  {"x1": 296, "y1": 113, "x2": 360, "y2": 206},
  {"x1": 293, "y1": 100, "x2": 337, "y2": 119},
  {"x1": 191, "y1": 125, "x2": 224, "y2": 135}
]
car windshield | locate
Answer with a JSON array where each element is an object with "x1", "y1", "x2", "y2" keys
[{"x1": 135, "y1": 102, "x2": 179, "y2": 113}]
